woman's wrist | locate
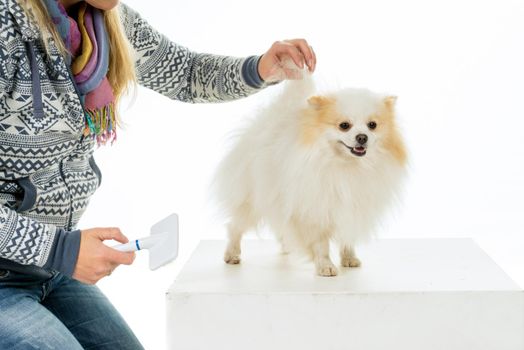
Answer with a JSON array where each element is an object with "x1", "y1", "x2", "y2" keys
[
  {"x1": 42, "y1": 229, "x2": 82, "y2": 277},
  {"x1": 242, "y1": 55, "x2": 266, "y2": 89}
]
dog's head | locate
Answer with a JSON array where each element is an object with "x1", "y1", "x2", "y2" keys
[{"x1": 301, "y1": 88, "x2": 406, "y2": 165}]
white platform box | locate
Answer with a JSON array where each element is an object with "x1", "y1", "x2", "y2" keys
[{"x1": 166, "y1": 239, "x2": 524, "y2": 350}]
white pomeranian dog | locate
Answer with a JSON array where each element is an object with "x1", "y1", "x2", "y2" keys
[{"x1": 213, "y1": 74, "x2": 407, "y2": 276}]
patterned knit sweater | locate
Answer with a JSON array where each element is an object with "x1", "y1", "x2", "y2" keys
[{"x1": 0, "y1": 0, "x2": 266, "y2": 277}]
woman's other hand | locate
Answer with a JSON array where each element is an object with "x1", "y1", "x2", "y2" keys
[{"x1": 73, "y1": 227, "x2": 136, "y2": 284}]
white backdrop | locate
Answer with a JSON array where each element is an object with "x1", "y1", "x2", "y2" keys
[{"x1": 79, "y1": 0, "x2": 524, "y2": 349}]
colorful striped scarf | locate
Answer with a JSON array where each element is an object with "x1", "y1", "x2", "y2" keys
[{"x1": 43, "y1": 0, "x2": 117, "y2": 145}]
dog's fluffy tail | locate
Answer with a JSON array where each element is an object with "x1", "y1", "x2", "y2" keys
[{"x1": 272, "y1": 71, "x2": 316, "y2": 112}]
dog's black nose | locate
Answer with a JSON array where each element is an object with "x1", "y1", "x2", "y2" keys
[{"x1": 356, "y1": 134, "x2": 368, "y2": 145}]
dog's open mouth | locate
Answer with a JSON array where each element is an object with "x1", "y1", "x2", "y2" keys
[
  {"x1": 351, "y1": 146, "x2": 367, "y2": 156},
  {"x1": 340, "y1": 142, "x2": 367, "y2": 157}
]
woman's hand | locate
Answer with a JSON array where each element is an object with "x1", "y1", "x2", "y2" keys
[
  {"x1": 73, "y1": 227, "x2": 136, "y2": 284},
  {"x1": 258, "y1": 38, "x2": 316, "y2": 82}
]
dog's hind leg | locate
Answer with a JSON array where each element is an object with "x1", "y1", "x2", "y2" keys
[
  {"x1": 224, "y1": 204, "x2": 255, "y2": 264},
  {"x1": 340, "y1": 244, "x2": 361, "y2": 267},
  {"x1": 272, "y1": 223, "x2": 292, "y2": 255}
]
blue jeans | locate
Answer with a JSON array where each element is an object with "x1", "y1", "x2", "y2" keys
[{"x1": 0, "y1": 269, "x2": 144, "y2": 350}]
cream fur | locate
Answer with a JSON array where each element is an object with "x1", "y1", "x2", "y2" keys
[{"x1": 214, "y1": 76, "x2": 407, "y2": 276}]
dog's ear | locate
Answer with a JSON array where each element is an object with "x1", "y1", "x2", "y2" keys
[
  {"x1": 383, "y1": 96, "x2": 398, "y2": 110},
  {"x1": 307, "y1": 95, "x2": 334, "y2": 109}
]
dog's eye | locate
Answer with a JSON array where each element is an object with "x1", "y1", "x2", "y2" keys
[
  {"x1": 339, "y1": 122, "x2": 351, "y2": 131},
  {"x1": 367, "y1": 121, "x2": 377, "y2": 130}
]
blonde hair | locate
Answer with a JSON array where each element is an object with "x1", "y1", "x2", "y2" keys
[{"x1": 17, "y1": 0, "x2": 136, "y2": 109}]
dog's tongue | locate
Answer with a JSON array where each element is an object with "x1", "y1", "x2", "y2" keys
[{"x1": 355, "y1": 146, "x2": 366, "y2": 152}]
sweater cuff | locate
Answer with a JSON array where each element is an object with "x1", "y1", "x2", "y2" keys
[
  {"x1": 241, "y1": 55, "x2": 265, "y2": 89},
  {"x1": 42, "y1": 229, "x2": 82, "y2": 277}
]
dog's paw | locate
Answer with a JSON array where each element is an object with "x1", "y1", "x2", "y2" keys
[
  {"x1": 316, "y1": 262, "x2": 338, "y2": 277},
  {"x1": 224, "y1": 253, "x2": 241, "y2": 264},
  {"x1": 280, "y1": 247, "x2": 291, "y2": 255},
  {"x1": 341, "y1": 257, "x2": 361, "y2": 268}
]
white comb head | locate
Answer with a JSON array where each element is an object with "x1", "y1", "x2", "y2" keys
[{"x1": 149, "y1": 213, "x2": 179, "y2": 270}]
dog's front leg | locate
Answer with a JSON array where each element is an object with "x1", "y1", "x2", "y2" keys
[
  {"x1": 340, "y1": 244, "x2": 361, "y2": 268},
  {"x1": 224, "y1": 222, "x2": 244, "y2": 264},
  {"x1": 311, "y1": 238, "x2": 338, "y2": 277}
]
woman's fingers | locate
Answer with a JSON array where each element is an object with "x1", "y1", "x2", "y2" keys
[
  {"x1": 309, "y1": 45, "x2": 316, "y2": 72},
  {"x1": 92, "y1": 227, "x2": 129, "y2": 244},
  {"x1": 273, "y1": 41, "x2": 305, "y2": 69},
  {"x1": 284, "y1": 39, "x2": 315, "y2": 72},
  {"x1": 106, "y1": 246, "x2": 136, "y2": 266}
]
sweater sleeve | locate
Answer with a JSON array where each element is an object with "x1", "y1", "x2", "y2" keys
[
  {"x1": 118, "y1": 3, "x2": 267, "y2": 103},
  {"x1": 0, "y1": 205, "x2": 81, "y2": 277}
]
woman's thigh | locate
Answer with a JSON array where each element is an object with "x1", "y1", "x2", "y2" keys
[
  {"x1": 42, "y1": 275, "x2": 144, "y2": 350},
  {"x1": 0, "y1": 283, "x2": 83, "y2": 350}
]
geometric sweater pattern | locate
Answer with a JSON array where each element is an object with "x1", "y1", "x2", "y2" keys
[{"x1": 0, "y1": 0, "x2": 264, "y2": 270}]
